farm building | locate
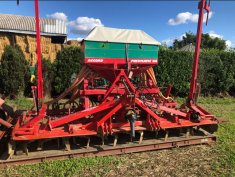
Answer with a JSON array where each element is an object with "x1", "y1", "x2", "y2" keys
[{"x1": 0, "y1": 13, "x2": 75, "y2": 65}]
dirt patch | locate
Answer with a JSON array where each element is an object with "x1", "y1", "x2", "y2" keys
[{"x1": 78, "y1": 145, "x2": 218, "y2": 177}]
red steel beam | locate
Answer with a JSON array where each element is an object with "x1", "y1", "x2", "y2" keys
[
  {"x1": 189, "y1": 0, "x2": 210, "y2": 103},
  {"x1": 50, "y1": 99, "x2": 118, "y2": 128},
  {"x1": 35, "y1": 0, "x2": 44, "y2": 102}
]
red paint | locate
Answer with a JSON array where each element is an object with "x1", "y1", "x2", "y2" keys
[
  {"x1": 189, "y1": 0, "x2": 210, "y2": 103},
  {"x1": 11, "y1": 0, "x2": 218, "y2": 142},
  {"x1": 35, "y1": 0, "x2": 43, "y2": 103}
]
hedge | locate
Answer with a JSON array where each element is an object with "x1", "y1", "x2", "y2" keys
[
  {"x1": 0, "y1": 45, "x2": 30, "y2": 97},
  {"x1": 155, "y1": 48, "x2": 235, "y2": 96},
  {"x1": 1, "y1": 46, "x2": 234, "y2": 98},
  {"x1": 52, "y1": 46, "x2": 83, "y2": 95}
]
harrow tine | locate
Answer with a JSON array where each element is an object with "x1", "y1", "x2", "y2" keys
[
  {"x1": 7, "y1": 140, "x2": 15, "y2": 159},
  {"x1": 130, "y1": 135, "x2": 133, "y2": 143},
  {"x1": 57, "y1": 138, "x2": 60, "y2": 149},
  {"x1": 164, "y1": 130, "x2": 169, "y2": 141},
  {"x1": 198, "y1": 127, "x2": 210, "y2": 136},
  {"x1": 139, "y1": 131, "x2": 144, "y2": 144},
  {"x1": 37, "y1": 140, "x2": 44, "y2": 151},
  {"x1": 72, "y1": 137, "x2": 77, "y2": 145},
  {"x1": 155, "y1": 131, "x2": 158, "y2": 138},
  {"x1": 113, "y1": 134, "x2": 118, "y2": 147},
  {"x1": 191, "y1": 127, "x2": 195, "y2": 136},
  {"x1": 62, "y1": 138, "x2": 71, "y2": 151},
  {"x1": 86, "y1": 137, "x2": 90, "y2": 149},
  {"x1": 22, "y1": 142, "x2": 29, "y2": 156},
  {"x1": 186, "y1": 128, "x2": 190, "y2": 138},
  {"x1": 101, "y1": 136, "x2": 105, "y2": 146},
  {"x1": 179, "y1": 128, "x2": 183, "y2": 136}
]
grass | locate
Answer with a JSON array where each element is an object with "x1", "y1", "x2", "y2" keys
[
  {"x1": 5, "y1": 97, "x2": 33, "y2": 110},
  {"x1": 197, "y1": 97, "x2": 235, "y2": 177},
  {"x1": 2, "y1": 156, "x2": 120, "y2": 177},
  {"x1": 1, "y1": 97, "x2": 234, "y2": 177}
]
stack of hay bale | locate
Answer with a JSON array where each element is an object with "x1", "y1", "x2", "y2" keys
[
  {"x1": 0, "y1": 34, "x2": 82, "y2": 65},
  {"x1": 67, "y1": 40, "x2": 81, "y2": 47},
  {"x1": 0, "y1": 34, "x2": 11, "y2": 59},
  {"x1": 14, "y1": 34, "x2": 64, "y2": 65}
]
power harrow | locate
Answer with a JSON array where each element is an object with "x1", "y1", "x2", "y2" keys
[{"x1": 0, "y1": 0, "x2": 218, "y2": 165}]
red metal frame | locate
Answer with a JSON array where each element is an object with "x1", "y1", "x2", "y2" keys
[
  {"x1": 12, "y1": 68, "x2": 217, "y2": 141},
  {"x1": 9, "y1": 0, "x2": 218, "y2": 142}
]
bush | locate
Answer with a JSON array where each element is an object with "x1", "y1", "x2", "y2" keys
[
  {"x1": 52, "y1": 46, "x2": 83, "y2": 95},
  {"x1": 0, "y1": 45, "x2": 30, "y2": 97},
  {"x1": 33, "y1": 58, "x2": 54, "y2": 98},
  {"x1": 155, "y1": 49, "x2": 193, "y2": 97},
  {"x1": 155, "y1": 48, "x2": 235, "y2": 97}
]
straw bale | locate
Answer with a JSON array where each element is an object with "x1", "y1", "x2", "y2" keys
[
  {"x1": 24, "y1": 52, "x2": 31, "y2": 61},
  {"x1": 55, "y1": 44, "x2": 62, "y2": 52},
  {"x1": 43, "y1": 53, "x2": 50, "y2": 60},
  {"x1": 49, "y1": 52, "x2": 57, "y2": 61},
  {"x1": 41, "y1": 45, "x2": 50, "y2": 54},
  {"x1": 27, "y1": 42, "x2": 37, "y2": 53},
  {"x1": 31, "y1": 52, "x2": 37, "y2": 66},
  {"x1": 62, "y1": 44, "x2": 67, "y2": 49},
  {"x1": 26, "y1": 35, "x2": 36, "y2": 44},
  {"x1": 15, "y1": 35, "x2": 26, "y2": 44},
  {"x1": 41, "y1": 36, "x2": 51, "y2": 44},
  {"x1": 17, "y1": 42, "x2": 27, "y2": 51},
  {"x1": 0, "y1": 35, "x2": 10, "y2": 51},
  {"x1": 0, "y1": 51, "x2": 3, "y2": 60},
  {"x1": 67, "y1": 40, "x2": 79, "y2": 46},
  {"x1": 50, "y1": 44, "x2": 56, "y2": 53}
]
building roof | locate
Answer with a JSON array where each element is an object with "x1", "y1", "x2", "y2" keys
[
  {"x1": 84, "y1": 26, "x2": 160, "y2": 45},
  {"x1": 179, "y1": 43, "x2": 195, "y2": 52},
  {"x1": 0, "y1": 14, "x2": 67, "y2": 36}
]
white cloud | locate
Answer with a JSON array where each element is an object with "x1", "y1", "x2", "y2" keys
[
  {"x1": 67, "y1": 17, "x2": 104, "y2": 35},
  {"x1": 226, "y1": 40, "x2": 232, "y2": 48},
  {"x1": 168, "y1": 11, "x2": 213, "y2": 26},
  {"x1": 161, "y1": 39, "x2": 174, "y2": 46},
  {"x1": 47, "y1": 12, "x2": 68, "y2": 21},
  {"x1": 207, "y1": 31, "x2": 234, "y2": 48},
  {"x1": 162, "y1": 33, "x2": 186, "y2": 46},
  {"x1": 162, "y1": 31, "x2": 235, "y2": 48},
  {"x1": 67, "y1": 37, "x2": 84, "y2": 42},
  {"x1": 208, "y1": 31, "x2": 223, "y2": 39}
]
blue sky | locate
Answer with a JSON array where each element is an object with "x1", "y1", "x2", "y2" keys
[{"x1": 1, "y1": 1, "x2": 235, "y2": 47}]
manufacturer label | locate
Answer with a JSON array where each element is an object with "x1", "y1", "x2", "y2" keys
[{"x1": 87, "y1": 59, "x2": 104, "y2": 62}]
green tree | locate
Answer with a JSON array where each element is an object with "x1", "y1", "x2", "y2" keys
[
  {"x1": 33, "y1": 58, "x2": 54, "y2": 98},
  {"x1": 173, "y1": 32, "x2": 227, "y2": 50},
  {"x1": 52, "y1": 46, "x2": 83, "y2": 95},
  {"x1": 0, "y1": 45, "x2": 29, "y2": 96}
]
